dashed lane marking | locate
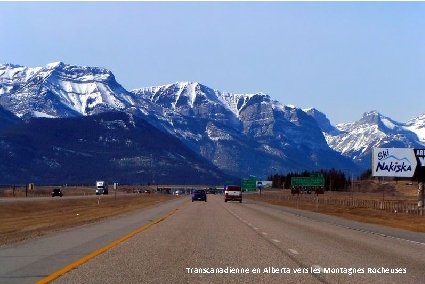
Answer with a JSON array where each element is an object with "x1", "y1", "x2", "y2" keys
[{"x1": 289, "y1": 249, "x2": 299, "y2": 255}]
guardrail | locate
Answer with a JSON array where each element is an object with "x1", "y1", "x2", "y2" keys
[{"x1": 258, "y1": 192, "x2": 423, "y2": 215}]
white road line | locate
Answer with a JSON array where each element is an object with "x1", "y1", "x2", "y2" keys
[
  {"x1": 289, "y1": 249, "x2": 299, "y2": 255},
  {"x1": 272, "y1": 239, "x2": 281, "y2": 243},
  {"x1": 261, "y1": 232, "x2": 268, "y2": 235},
  {"x1": 254, "y1": 227, "x2": 259, "y2": 230},
  {"x1": 284, "y1": 210, "x2": 425, "y2": 247}
]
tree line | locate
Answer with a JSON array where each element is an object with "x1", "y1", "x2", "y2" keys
[
  {"x1": 268, "y1": 167, "x2": 424, "y2": 191},
  {"x1": 267, "y1": 169, "x2": 351, "y2": 191}
]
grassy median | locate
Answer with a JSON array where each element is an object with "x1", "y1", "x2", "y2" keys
[{"x1": 0, "y1": 193, "x2": 176, "y2": 246}]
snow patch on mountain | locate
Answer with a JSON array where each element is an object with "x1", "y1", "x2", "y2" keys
[
  {"x1": 206, "y1": 123, "x2": 233, "y2": 141},
  {"x1": 217, "y1": 91, "x2": 269, "y2": 118},
  {"x1": 32, "y1": 111, "x2": 55, "y2": 118},
  {"x1": 405, "y1": 114, "x2": 425, "y2": 143}
]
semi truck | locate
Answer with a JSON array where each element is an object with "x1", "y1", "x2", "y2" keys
[{"x1": 96, "y1": 181, "x2": 108, "y2": 195}]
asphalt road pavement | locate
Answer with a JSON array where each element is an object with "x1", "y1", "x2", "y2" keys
[
  {"x1": 0, "y1": 197, "x2": 187, "y2": 284},
  {"x1": 53, "y1": 195, "x2": 425, "y2": 284}
]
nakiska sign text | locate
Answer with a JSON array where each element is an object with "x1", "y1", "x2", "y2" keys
[{"x1": 372, "y1": 148, "x2": 417, "y2": 177}]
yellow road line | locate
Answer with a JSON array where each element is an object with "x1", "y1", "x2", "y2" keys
[{"x1": 37, "y1": 201, "x2": 188, "y2": 284}]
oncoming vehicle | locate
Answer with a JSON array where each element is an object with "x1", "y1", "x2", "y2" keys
[
  {"x1": 51, "y1": 188, "x2": 63, "y2": 197},
  {"x1": 173, "y1": 189, "x2": 185, "y2": 196},
  {"x1": 224, "y1": 185, "x2": 242, "y2": 203},
  {"x1": 96, "y1": 181, "x2": 108, "y2": 195},
  {"x1": 192, "y1": 189, "x2": 207, "y2": 202}
]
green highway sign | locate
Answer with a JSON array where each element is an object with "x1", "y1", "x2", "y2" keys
[
  {"x1": 291, "y1": 175, "x2": 325, "y2": 187},
  {"x1": 241, "y1": 177, "x2": 257, "y2": 191}
]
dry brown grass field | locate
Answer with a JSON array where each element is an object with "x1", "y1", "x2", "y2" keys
[
  {"x1": 0, "y1": 184, "x2": 160, "y2": 197},
  {"x1": 1, "y1": 180, "x2": 424, "y2": 247},
  {"x1": 246, "y1": 180, "x2": 425, "y2": 233},
  {"x1": 0, "y1": 188, "x2": 176, "y2": 246}
]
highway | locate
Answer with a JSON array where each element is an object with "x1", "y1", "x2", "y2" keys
[
  {"x1": 56, "y1": 195, "x2": 424, "y2": 284},
  {"x1": 1, "y1": 194, "x2": 425, "y2": 283},
  {"x1": 0, "y1": 197, "x2": 186, "y2": 284}
]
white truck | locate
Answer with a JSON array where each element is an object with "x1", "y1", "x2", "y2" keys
[
  {"x1": 96, "y1": 181, "x2": 108, "y2": 195},
  {"x1": 224, "y1": 185, "x2": 242, "y2": 203}
]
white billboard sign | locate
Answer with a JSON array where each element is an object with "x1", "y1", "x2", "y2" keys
[
  {"x1": 372, "y1": 148, "x2": 417, "y2": 177},
  {"x1": 257, "y1": 181, "x2": 273, "y2": 188}
]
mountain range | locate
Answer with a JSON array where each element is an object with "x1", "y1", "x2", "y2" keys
[
  {"x1": 305, "y1": 108, "x2": 425, "y2": 168},
  {"x1": 0, "y1": 62, "x2": 424, "y2": 184}
]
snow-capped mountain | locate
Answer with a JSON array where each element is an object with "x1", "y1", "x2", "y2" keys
[
  {"x1": 307, "y1": 109, "x2": 425, "y2": 168},
  {"x1": 0, "y1": 62, "x2": 141, "y2": 118},
  {"x1": 11, "y1": 62, "x2": 425, "y2": 179},
  {"x1": 133, "y1": 82, "x2": 357, "y2": 177},
  {"x1": 0, "y1": 63, "x2": 361, "y2": 178}
]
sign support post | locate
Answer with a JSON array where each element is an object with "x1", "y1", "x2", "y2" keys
[
  {"x1": 419, "y1": 182, "x2": 424, "y2": 216},
  {"x1": 372, "y1": 148, "x2": 425, "y2": 215}
]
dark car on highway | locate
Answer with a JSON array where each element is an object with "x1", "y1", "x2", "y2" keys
[
  {"x1": 192, "y1": 189, "x2": 207, "y2": 202},
  {"x1": 51, "y1": 188, "x2": 63, "y2": 197}
]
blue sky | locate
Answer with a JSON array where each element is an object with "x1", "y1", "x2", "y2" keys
[{"x1": 1, "y1": 2, "x2": 424, "y2": 124}]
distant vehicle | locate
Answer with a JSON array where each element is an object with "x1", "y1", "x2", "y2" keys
[
  {"x1": 51, "y1": 188, "x2": 63, "y2": 197},
  {"x1": 144, "y1": 189, "x2": 151, "y2": 194},
  {"x1": 192, "y1": 189, "x2": 207, "y2": 202},
  {"x1": 173, "y1": 189, "x2": 184, "y2": 196},
  {"x1": 206, "y1": 187, "x2": 217, "y2": 194},
  {"x1": 96, "y1": 181, "x2": 108, "y2": 195},
  {"x1": 224, "y1": 185, "x2": 242, "y2": 203}
]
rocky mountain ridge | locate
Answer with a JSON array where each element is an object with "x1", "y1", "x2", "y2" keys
[{"x1": 1, "y1": 62, "x2": 424, "y2": 181}]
